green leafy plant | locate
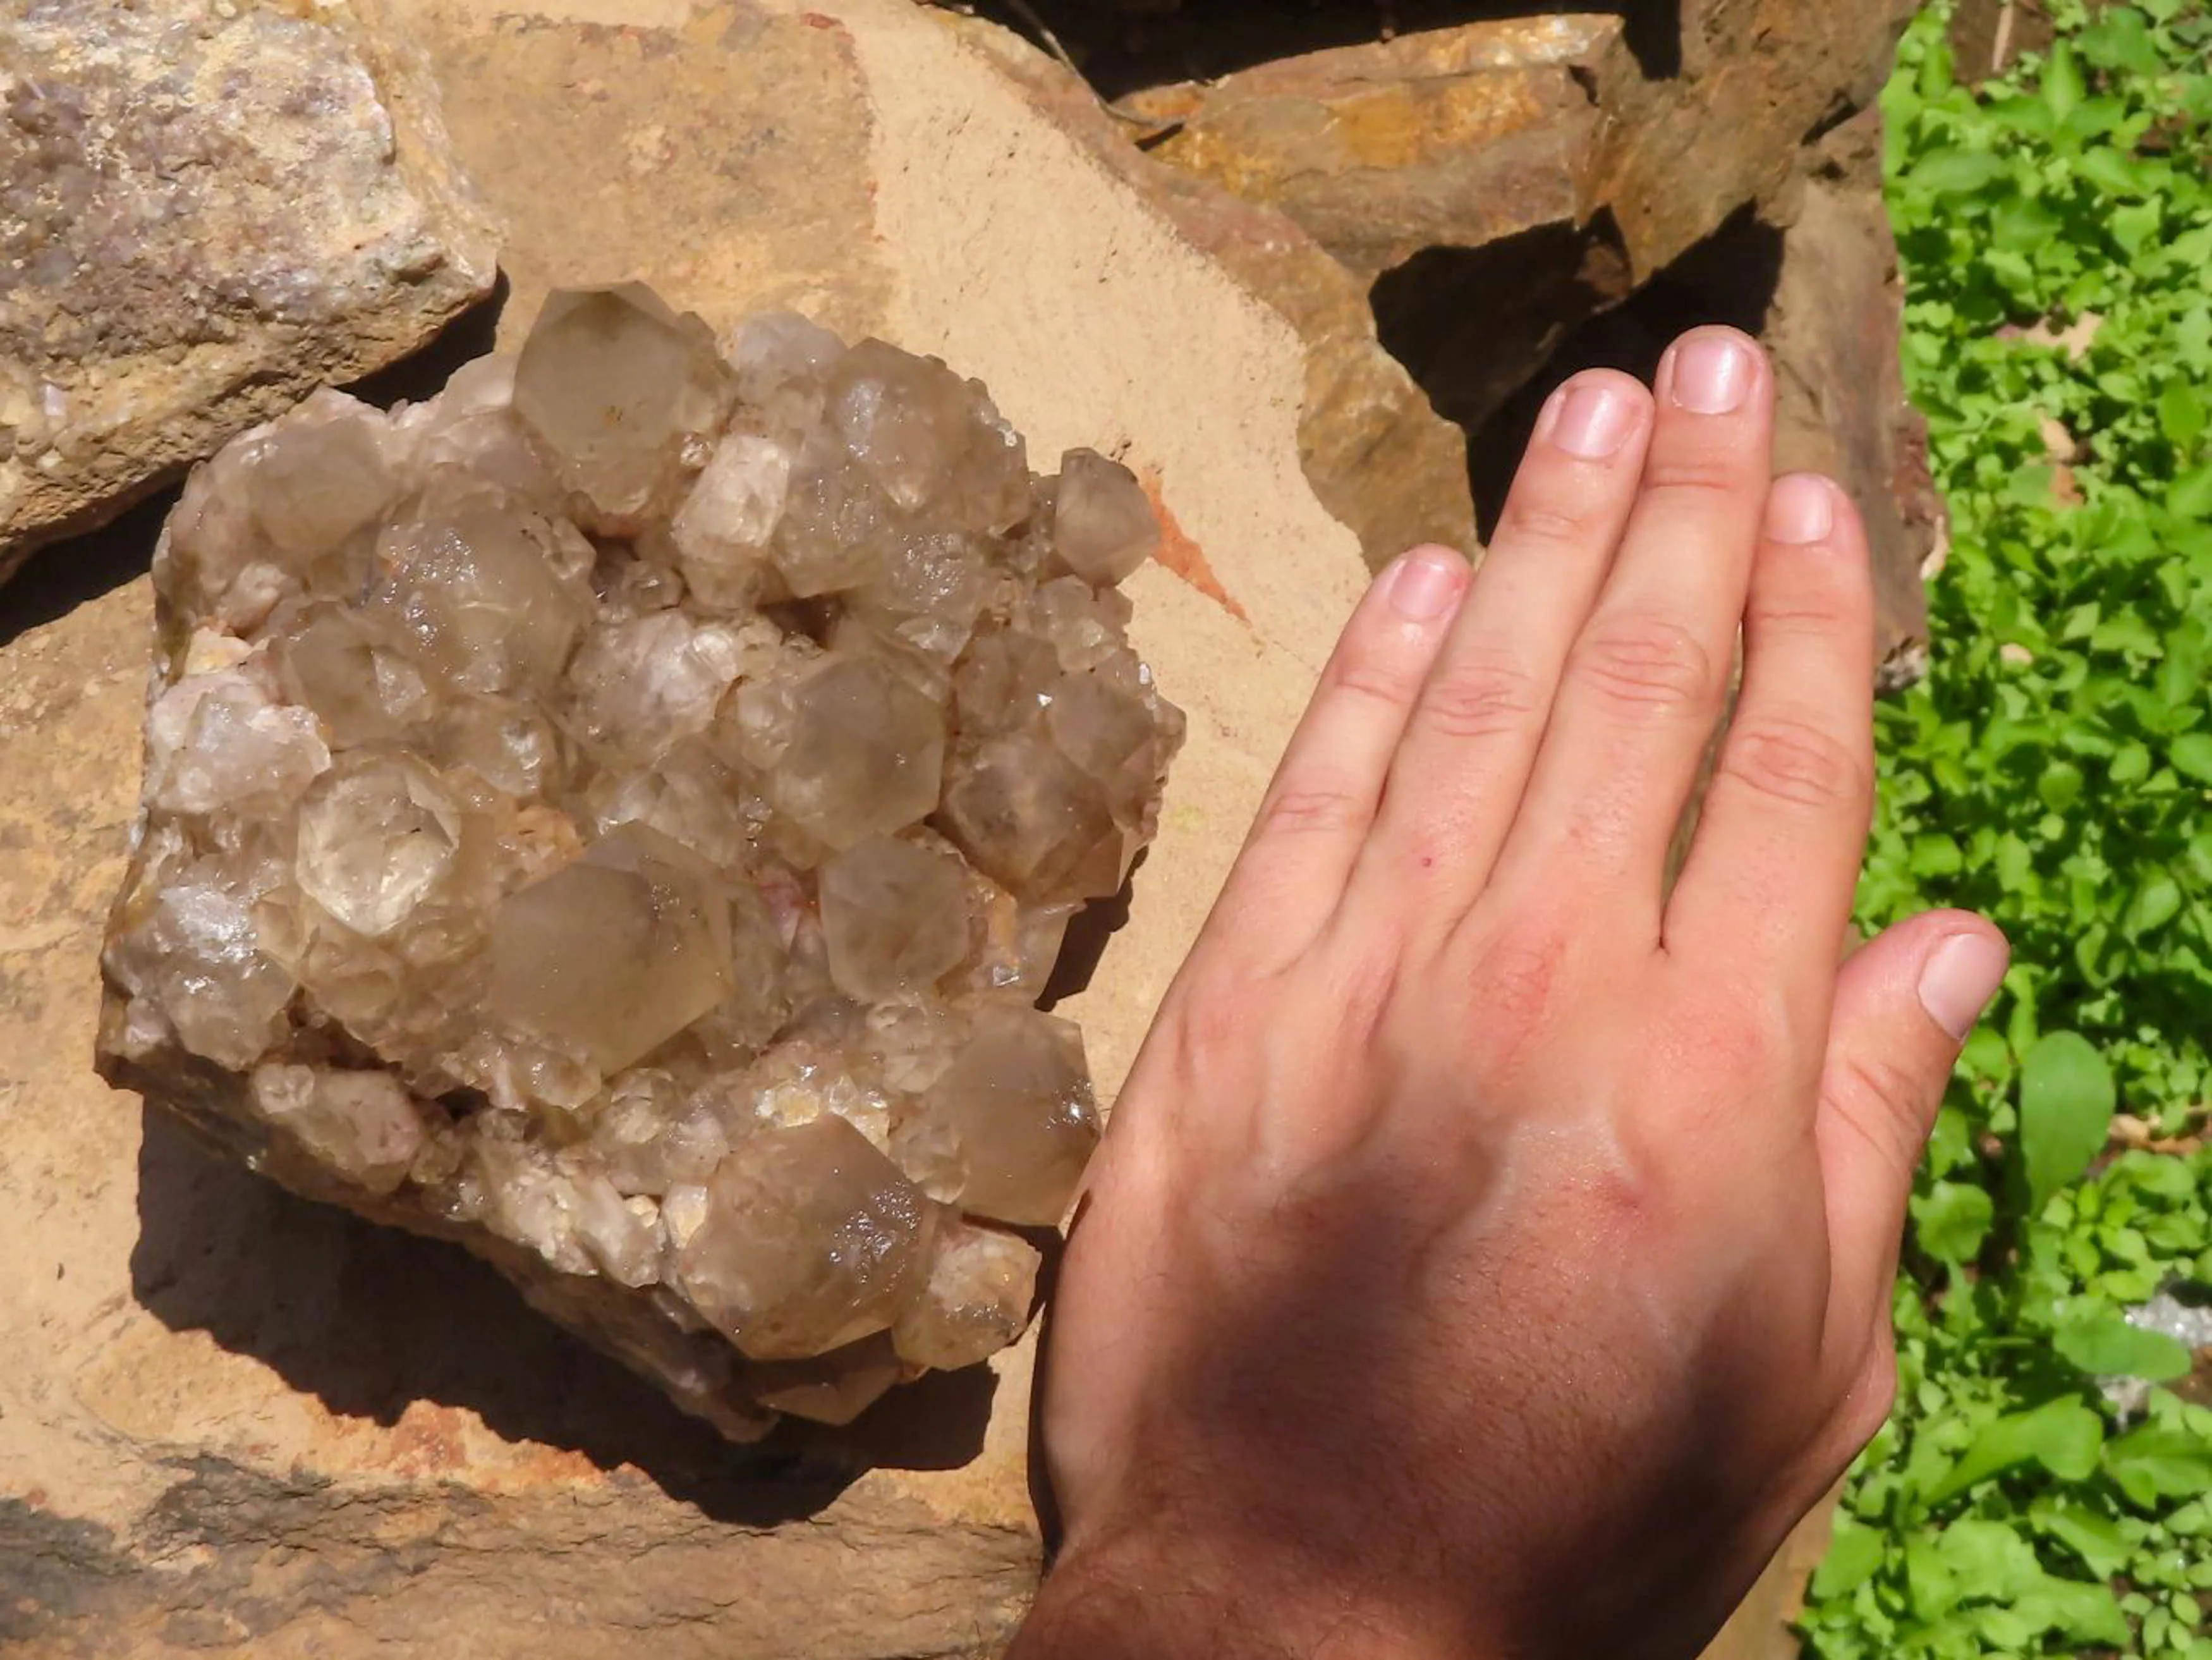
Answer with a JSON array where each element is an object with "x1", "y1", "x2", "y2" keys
[{"x1": 1798, "y1": 3, "x2": 2212, "y2": 1656}]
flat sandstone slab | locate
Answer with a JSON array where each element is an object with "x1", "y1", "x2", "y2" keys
[
  {"x1": 0, "y1": 0, "x2": 497, "y2": 584},
  {"x1": 1, "y1": 3, "x2": 1375, "y2": 1655}
]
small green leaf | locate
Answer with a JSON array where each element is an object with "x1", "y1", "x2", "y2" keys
[
  {"x1": 2124, "y1": 871, "x2": 2184, "y2": 936},
  {"x1": 2029, "y1": 1499, "x2": 2132, "y2": 1577},
  {"x1": 2038, "y1": 760, "x2": 2085, "y2": 812},
  {"x1": 1811, "y1": 1517, "x2": 1886, "y2": 1597},
  {"x1": 1955, "y1": 1515, "x2": 2044, "y2": 1582},
  {"x1": 1911, "y1": 833, "x2": 1965, "y2": 876},
  {"x1": 2041, "y1": 40, "x2": 2085, "y2": 123},
  {"x1": 1913, "y1": 1181, "x2": 1995, "y2": 1262},
  {"x1": 2019, "y1": 1032, "x2": 2117, "y2": 1209},
  {"x1": 2162, "y1": 381, "x2": 2209, "y2": 449},
  {"x1": 2013, "y1": 1578, "x2": 2132, "y2": 1648},
  {"x1": 1926, "y1": 1397, "x2": 2106, "y2": 1504},
  {"x1": 2173, "y1": 733, "x2": 2212, "y2": 783},
  {"x1": 2172, "y1": 461, "x2": 2212, "y2": 520},
  {"x1": 2106, "y1": 1424, "x2": 2212, "y2": 1508},
  {"x1": 1913, "y1": 147, "x2": 2009, "y2": 195},
  {"x1": 2053, "y1": 1307, "x2": 2194, "y2": 1381}
]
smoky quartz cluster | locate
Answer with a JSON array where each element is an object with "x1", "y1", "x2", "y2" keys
[{"x1": 97, "y1": 284, "x2": 1184, "y2": 1434}]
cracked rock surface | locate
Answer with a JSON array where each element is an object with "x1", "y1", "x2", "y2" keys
[{"x1": 0, "y1": 0, "x2": 496, "y2": 585}]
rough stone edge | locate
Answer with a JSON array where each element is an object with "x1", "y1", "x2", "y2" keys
[
  {"x1": 947, "y1": 15, "x2": 1476, "y2": 569},
  {"x1": 0, "y1": 3, "x2": 501, "y2": 585},
  {"x1": 1762, "y1": 107, "x2": 1938, "y2": 686}
]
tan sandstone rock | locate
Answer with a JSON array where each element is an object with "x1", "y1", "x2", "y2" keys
[
  {"x1": 0, "y1": 1, "x2": 1383, "y2": 1654},
  {"x1": 950, "y1": 20, "x2": 1478, "y2": 566},
  {"x1": 1078, "y1": 0, "x2": 1935, "y2": 656},
  {"x1": 0, "y1": 0, "x2": 498, "y2": 586},
  {"x1": 1124, "y1": 15, "x2": 1615, "y2": 283}
]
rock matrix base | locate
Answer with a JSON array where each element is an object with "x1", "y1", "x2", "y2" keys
[{"x1": 97, "y1": 284, "x2": 1184, "y2": 1437}]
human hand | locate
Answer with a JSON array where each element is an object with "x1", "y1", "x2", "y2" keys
[{"x1": 1011, "y1": 328, "x2": 2009, "y2": 1660}]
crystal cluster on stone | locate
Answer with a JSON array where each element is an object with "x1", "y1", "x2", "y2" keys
[{"x1": 97, "y1": 284, "x2": 1184, "y2": 1437}]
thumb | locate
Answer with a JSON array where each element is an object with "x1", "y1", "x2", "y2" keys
[{"x1": 1816, "y1": 910, "x2": 2009, "y2": 1362}]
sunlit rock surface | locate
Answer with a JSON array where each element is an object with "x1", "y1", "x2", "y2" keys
[{"x1": 97, "y1": 284, "x2": 1184, "y2": 1437}]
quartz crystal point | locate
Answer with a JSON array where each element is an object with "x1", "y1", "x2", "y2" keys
[{"x1": 97, "y1": 284, "x2": 1185, "y2": 1438}]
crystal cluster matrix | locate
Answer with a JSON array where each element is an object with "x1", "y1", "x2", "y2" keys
[{"x1": 97, "y1": 285, "x2": 1184, "y2": 1436}]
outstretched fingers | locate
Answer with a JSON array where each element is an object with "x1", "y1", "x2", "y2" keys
[
  {"x1": 1200, "y1": 547, "x2": 1470, "y2": 973},
  {"x1": 1344, "y1": 370, "x2": 1653, "y2": 938},
  {"x1": 1478, "y1": 328, "x2": 1775, "y2": 936}
]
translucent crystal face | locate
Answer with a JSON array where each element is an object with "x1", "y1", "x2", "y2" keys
[
  {"x1": 513, "y1": 283, "x2": 731, "y2": 528},
  {"x1": 104, "y1": 284, "x2": 1185, "y2": 1434}
]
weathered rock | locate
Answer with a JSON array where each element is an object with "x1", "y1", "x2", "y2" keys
[
  {"x1": 0, "y1": 2, "x2": 1382, "y2": 1653},
  {"x1": 953, "y1": 19, "x2": 1478, "y2": 566},
  {"x1": 1126, "y1": 16, "x2": 1615, "y2": 281},
  {"x1": 1074, "y1": 0, "x2": 1935, "y2": 635},
  {"x1": 0, "y1": 0, "x2": 497, "y2": 585},
  {"x1": 1583, "y1": 0, "x2": 1919, "y2": 284},
  {"x1": 1763, "y1": 111, "x2": 1940, "y2": 687},
  {"x1": 1117, "y1": 0, "x2": 1917, "y2": 291}
]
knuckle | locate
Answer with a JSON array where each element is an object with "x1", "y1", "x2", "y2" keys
[
  {"x1": 1327, "y1": 941, "x2": 1404, "y2": 1054},
  {"x1": 1258, "y1": 782, "x2": 1366, "y2": 839},
  {"x1": 1571, "y1": 614, "x2": 1717, "y2": 717},
  {"x1": 1494, "y1": 494, "x2": 1600, "y2": 548},
  {"x1": 1747, "y1": 590, "x2": 1852, "y2": 637},
  {"x1": 1718, "y1": 716, "x2": 1869, "y2": 811},
  {"x1": 1639, "y1": 452, "x2": 1749, "y2": 498},
  {"x1": 1675, "y1": 989, "x2": 1792, "y2": 1083},
  {"x1": 1327, "y1": 654, "x2": 1418, "y2": 715},
  {"x1": 1168, "y1": 968, "x2": 1256, "y2": 1061},
  {"x1": 1418, "y1": 654, "x2": 1542, "y2": 742},
  {"x1": 1823, "y1": 1050, "x2": 1932, "y2": 1176},
  {"x1": 1455, "y1": 909, "x2": 1573, "y2": 1071}
]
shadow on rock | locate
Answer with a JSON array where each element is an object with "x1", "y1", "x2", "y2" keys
[
  {"x1": 1040, "y1": 848, "x2": 1146, "y2": 1013},
  {"x1": 977, "y1": 0, "x2": 1682, "y2": 98},
  {"x1": 1449, "y1": 204, "x2": 1786, "y2": 540},
  {"x1": 129, "y1": 1104, "x2": 998, "y2": 1523},
  {"x1": 346, "y1": 272, "x2": 509, "y2": 412},
  {"x1": 0, "y1": 485, "x2": 175, "y2": 652}
]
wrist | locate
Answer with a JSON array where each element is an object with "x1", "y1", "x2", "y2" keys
[{"x1": 1008, "y1": 1522, "x2": 1466, "y2": 1660}]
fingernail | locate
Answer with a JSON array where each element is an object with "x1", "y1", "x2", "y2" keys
[
  {"x1": 1548, "y1": 381, "x2": 1636, "y2": 460},
  {"x1": 1384, "y1": 548, "x2": 1464, "y2": 622},
  {"x1": 1764, "y1": 473, "x2": 1834, "y2": 544},
  {"x1": 1667, "y1": 332, "x2": 1754, "y2": 415},
  {"x1": 1918, "y1": 933, "x2": 2010, "y2": 1041}
]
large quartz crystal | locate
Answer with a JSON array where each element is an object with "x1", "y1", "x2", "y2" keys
[{"x1": 97, "y1": 284, "x2": 1184, "y2": 1437}]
